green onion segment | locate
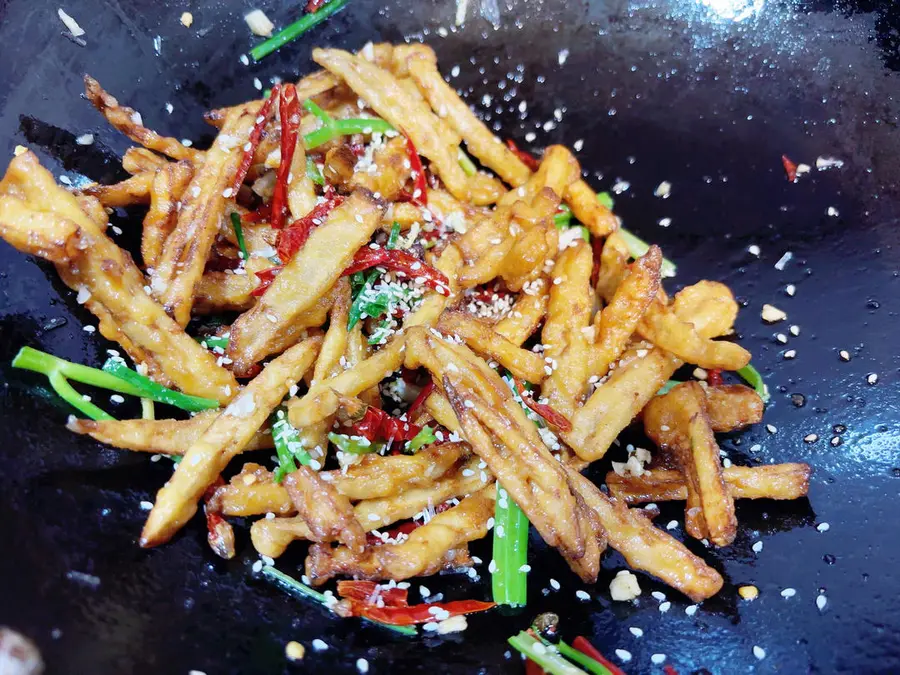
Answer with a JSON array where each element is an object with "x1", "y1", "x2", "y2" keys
[
  {"x1": 491, "y1": 484, "x2": 529, "y2": 607},
  {"x1": 249, "y1": 0, "x2": 350, "y2": 62}
]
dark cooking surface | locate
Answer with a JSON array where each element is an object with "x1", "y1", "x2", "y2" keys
[{"x1": 1, "y1": 1, "x2": 899, "y2": 673}]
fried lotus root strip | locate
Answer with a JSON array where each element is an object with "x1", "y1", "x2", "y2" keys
[
  {"x1": 492, "y1": 287, "x2": 549, "y2": 344},
  {"x1": 84, "y1": 76, "x2": 204, "y2": 164},
  {"x1": 67, "y1": 411, "x2": 273, "y2": 455},
  {"x1": 404, "y1": 327, "x2": 606, "y2": 582},
  {"x1": 497, "y1": 145, "x2": 580, "y2": 209},
  {"x1": 140, "y1": 335, "x2": 321, "y2": 547},
  {"x1": 304, "y1": 485, "x2": 495, "y2": 585},
  {"x1": 0, "y1": 195, "x2": 84, "y2": 264},
  {"x1": 648, "y1": 384, "x2": 764, "y2": 437},
  {"x1": 228, "y1": 189, "x2": 385, "y2": 375},
  {"x1": 193, "y1": 256, "x2": 274, "y2": 313},
  {"x1": 437, "y1": 310, "x2": 547, "y2": 384},
  {"x1": 312, "y1": 48, "x2": 470, "y2": 201},
  {"x1": 564, "y1": 179, "x2": 618, "y2": 238},
  {"x1": 644, "y1": 382, "x2": 737, "y2": 547},
  {"x1": 565, "y1": 468, "x2": 724, "y2": 602},
  {"x1": 605, "y1": 463, "x2": 812, "y2": 505},
  {"x1": 249, "y1": 456, "x2": 487, "y2": 558},
  {"x1": 0, "y1": 151, "x2": 237, "y2": 402},
  {"x1": 79, "y1": 170, "x2": 155, "y2": 207},
  {"x1": 141, "y1": 161, "x2": 194, "y2": 268},
  {"x1": 122, "y1": 147, "x2": 169, "y2": 174},
  {"x1": 151, "y1": 107, "x2": 259, "y2": 326},
  {"x1": 589, "y1": 245, "x2": 662, "y2": 380},
  {"x1": 407, "y1": 53, "x2": 531, "y2": 187},
  {"x1": 284, "y1": 466, "x2": 367, "y2": 553}
]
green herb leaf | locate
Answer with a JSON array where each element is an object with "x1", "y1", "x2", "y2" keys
[
  {"x1": 328, "y1": 432, "x2": 383, "y2": 455},
  {"x1": 272, "y1": 407, "x2": 312, "y2": 482},
  {"x1": 305, "y1": 156, "x2": 325, "y2": 185},
  {"x1": 102, "y1": 358, "x2": 220, "y2": 412},
  {"x1": 387, "y1": 221, "x2": 402, "y2": 249}
]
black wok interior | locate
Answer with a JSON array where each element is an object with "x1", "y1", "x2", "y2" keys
[{"x1": 1, "y1": 1, "x2": 898, "y2": 673}]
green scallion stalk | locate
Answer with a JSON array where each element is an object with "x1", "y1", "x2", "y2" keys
[
  {"x1": 328, "y1": 432, "x2": 383, "y2": 455},
  {"x1": 101, "y1": 358, "x2": 220, "y2": 412},
  {"x1": 657, "y1": 379, "x2": 681, "y2": 396},
  {"x1": 260, "y1": 565, "x2": 416, "y2": 635},
  {"x1": 306, "y1": 156, "x2": 325, "y2": 185},
  {"x1": 553, "y1": 211, "x2": 574, "y2": 228},
  {"x1": 386, "y1": 221, "x2": 402, "y2": 249},
  {"x1": 736, "y1": 364, "x2": 770, "y2": 402},
  {"x1": 196, "y1": 335, "x2": 230, "y2": 351},
  {"x1": 540, "y1": 638, "x2": 615, "y2": 675},
  {"x1": 229, "y1": 212, "x2": 249, "y2": 261},
  {"x1": 458, "y1": 148, "x2": 478, "y2": 176},
  {"x1": 249, "y1": 0, "x2": 351, "y2": 62},
  {"x1": 347, "y1": 268, "x2": 380, "y2": 331},
  {"x1": 491, "y1": 484, "x2": 529, "y2": 607},
  {"x1": 616, "y1": 227, "x2": 677, "y2": 278},
  {"x1": 302, "y1": 98, "x2": 333, "y2": 126},
  {"x1": 304, "y1": 117, "x2": 395, "y2": 151},
  {"x1": 507, "y1": 632, "x2": 587, "y2": 675},
  {"x1": 48, "y1": 370, "x2": 114, "y2": 421},
  {"x1": 272, "y1": 408, "x2": 312, "y2": 482},
  {"x1": 405, "y1": 425, "x2": 436, "y2": 453},
  {"x1": 14, "y1": 347, "x2": 144, "y2": 396},
  {"x1": 596, "y1": 191, "x2": 614, "y2": 211}
]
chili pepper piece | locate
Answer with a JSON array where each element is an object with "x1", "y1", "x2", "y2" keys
[
  {"x1": 342, "y1": 247, "x2": 450, "y2": 295},
  {"x1": 782, "y1": 154, "x2": 798, "y2": 182},
  {"x1": 251, "y1": 265, "x2": 282, "y2": 296},
  {"x1": 345, "y1": 598, "x2": 495, "y2": 626},
  {"x1": 232, "y1": 85, "x2": 280, "y2": 194},
  {"x1": 512, "y1": 377, "x2": 573, "y2": 432},
  {"x1": 275, "y1": 195, "x2": 345, "y2": 262},
  {"x1": 270, "y1": 84, "x2": 301, "y2": 230},
  {"x1": 571, "y1": 637, "x2": 627, "y2": 675},
  {"x1": 505, "y1": 138, "x2": 540, "y2": 171},
  {"x1": 403, "y1": 133, "x2": 428, "y2": 207}
]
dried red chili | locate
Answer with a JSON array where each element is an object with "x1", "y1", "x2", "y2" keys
[
  {"x1": 571, "y1": 636, "x2": 627, "y2": 675},
  {"x1": 341, "y1": 598, "x2": 495, "y2": 626},
  {"x1": 512, "y1": 377, "x2": 573, "y2": 433},
  {"x1": 269, "y1": 84, "x2": 301, "y2": 230},
  {"x1": 275, "y1": 194, "x2": 344, "y2": 262},
  {"x1": 505, "y1": 138, "x2": 540, "y2": 172},
  {"x1": 407, "y1": 380, "x2": 436, "y2": 420},
  {"x1": 782, "y1": 154, "x2": 798, "y2": 182},
  {"x1": 250, "y1": 265, "x2": 282, "y2": 296},
  {"x1": 305, "y1": 0, "x2": 326, "y2": 12},
  {"x1": 342, "y1": 247, "x2": 450, "y2": 295},
  {"x1": 232, "y1": 85, "x2": 280, "y2": 194},
  {"x1": 349, "y1": 406, "x2": 423, "y2": 443},
  {"x1": 706, "y1": 368, "x2": 724, "y2": 387},
  {"x1": 403, "y1": 133, "x2": 428, "y2": 207}
]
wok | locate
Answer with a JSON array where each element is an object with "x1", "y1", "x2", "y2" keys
[{"x1": 0, "y1": 0, "x2": 898, "y2": 673}]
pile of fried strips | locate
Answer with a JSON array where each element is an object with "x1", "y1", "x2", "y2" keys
[{"x1": 0, "y1": 42, "x2": 811, "y2": 613}]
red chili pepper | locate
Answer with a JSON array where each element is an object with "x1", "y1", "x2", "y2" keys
[
  {"x1": 403, "y1": 133, "x2": 428, "y2": 207},
  {"x1": 232, "y1": 86, "x2": 280, "y2": 194},
  {"x1": 275, "y1": 195, "x2": 345, "y2": 262},
  {"x1": 241, "y1": 203, "x2": 271, "y2": 224},
  {"x1": 706, "y1": 368, "x2": 724, "y2": 387},
  {"x1": 349, "y1": 406, "x2": 423, "y2": 443},
  {"x1": 407, "y1": 380, "x2": 436, "y2": 420},
  {"x1": 782, "y1": 154, "x2": 798, "y2": 183},
  {"x1": 270, "y1": 84, "x2": 301, "y2": 230},
  {"x1": 344, "y1": 598, "x2": 495, "y2": 626},
  {"x1": 250, "y1": 265, "x2": 282, "y2": 296},
  {"x1": 305, "y1": 0, "x2": 326, "y2": 11},
  {"x1": 571, "y1": 636, "x2": 627, "y2": 675},
  {"x1": 505, "y1": 139, "x2": 540, "y2": 172},
  {"x1": 366, "y1": 521, "x2": 421, "y2": 546},
  {"x1": 337, "y1": 580, "x2": 409, "y2": 606},
  {"x1": 512, "y1": 378, "x2": 573, "y2": 433},
  {"x1": 524, "y1": 659, "x2": 546, "y2": 675},
  {"x1": 349, "y1": 142, "x2": 366, "y2": 158},
  {"x1": 590, "y1": 234, "x2": 604, "y2": 288},
  {"x1": 342, "y1": 247, "x2": 450, "y2": 295},
  {"x1": 663, "y1": 666, "x2": 679, "y2": 675}
]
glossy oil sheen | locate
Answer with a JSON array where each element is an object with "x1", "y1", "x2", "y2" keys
[{"x1": 0, "y1": 1, "x2": 898, "y2": 673}]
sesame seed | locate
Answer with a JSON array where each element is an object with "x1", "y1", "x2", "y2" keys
[
  {"x1": 614, "y1": 649, "x2": 632, "y2": 663},
  {"x1": 867, "y1": 373, "x2": 878, "y2": 385},
  {"x1": 804, "y1": 433, "x2": 818, "y2": 443},
  {"x1": 685, "y1": 605, "x2": 698, "y2": 616},
  {"x1": 753, "y1": 646, "x2": 766, "y2": 660},
  {"x1": 839, "y1": 350, "x2": 851, "y2": 361},
  {"x1": 785, "y1": 283, "x2": 796, "y2": 296},
  {"x1": 766, "y1": 424, "x2": 777, "y2": 434},
  {"x1": 356, "y1": 658, "x2": 369, "y2": 673},
  {"x1": 311, "y1": 639, "x2": 328, "y2": 651},
  {"x1": 781, "y1": 588, "x2": 796, "y2": 598},
  {"x1": 816, "y1": 594, "x2": 828, "y2": 610},
  {"x1": 629, "y1": 627, "x2": 643, "y2": 638},
  {"x1": 252, "y1": 560, "x2": 263, "y2": 573},
  {"x1": 817, "y1": 522, "x2": 830, "y2": 532},
  {"x1": 576, "y1": 590, "x2": 591, "y2": 601},
  {"x1": 549, "y1": 578, "x2": 560, "y2": 590},
  {"x1": 139, "y1": 501, "x2": 153, "y2": 510},
  {"x1": 783, "y1": 349, "x2": 796, "y2": 359},
  {"x1": 518, "y1": 564, "x2": 531, "y2": 573},
  {"x1": 651, "y1": 591, "x2": 667, "y2": 602},
  {"x1": 748, "y1": 244, "x2": 761, "y2": 256},
  {"x1": 790, "y1": 324, "x2": 800, "y2": 336},
  {"x1": 658, "y1": 601, "x2": 671, "y2": 613},
  {"x1": 651, "y1": 654, "x2": 666, "y2": 665},
  {"x1": 110, "y1": 394, "x2": 125, "y2": 404},
  {"x1": 666, "y1": 520, "x2": 678, "y2": 530},
  {"x1": 752, "y1": 541, "x2": 764, "y2": 554}
]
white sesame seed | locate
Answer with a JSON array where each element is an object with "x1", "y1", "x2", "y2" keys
[
  {"x1": 817, "y1": 522, "x2": 830, "y2": 532},
  {"x1": 816, "y1": 594, "x2": 828, "y2": 610},
  {"x1": 766, "y1": 424, "x2": 777, "y2": 434},
  {"x1": 783, "y1": 349, "x2": 796, "y2": 360},
  {"x1": 658, "y1": 217, "x2": 672, "y2": 227},
  {"x1": 518, "y1": 564, "x2": 531, "y2": 573},
  {"x1": 252, "y1": 560, "x2": 263, "y2": 573},
  {"x1": 629, "y1": 627, "x2": 643, "y2": 638},
  {"x1": 685, "y1": 605, "x2": 698, "y2": 616},
  {"x1": 753, "y1": 646, "x2": 766, "y2": 660},
  {"x1": 651, "y1": 591, "x2": 667, "y2": 602},
  {"x1": 781, "y1": 588, "x2": 796, "y2": 598},
  {"x1": 752, "y1": 540, "x2": 764, "y2": 553},
  {"x1": 658, "y1": 601, "x2": 671, "y2": 613},
  {"x1": 311, "y1": 639, "x2": 328, "y2": 651},
  {"x1": 549, "y1": 578, "x2": 560, "y2": 591},
  {"x1": 867, "y1": 373, "x2": 878, "y2": 385},
  {"x1": 576, "y1": 590, "x2": 591, "y2": 601},
  {"x1": 790, "y1": 324, "x2": 800, "y2": 336},
  {"x1": 356, "y1": 658, "x2": 369, "y2": 673},
  {"x1": 804, "y1": 434, "x2": 818, "y2": 443},
  {"x1": 110, "y1": 394, "x2": 125, "y2": 404},
  {"x1": 614, "y1": 649, "x2": 632, "y2": 663},
  {"x1": 839, "y1": 350, "x2": 851, "y2": 361},
  {"x1": 748, "y1": 244, "x2": 761, "y2": 256},
  {"x1": 785, "y1": 283, "x2": 796, "y2": 296},
  {"x1": 651, "y1": 654, "x2": 666, "y2": 665},
  {"x1": 139, "y1": 501, "x2": 153, "y2": 511},
  {"x1": 666, "y1": 520, "x2": 678, "y2": 530}
]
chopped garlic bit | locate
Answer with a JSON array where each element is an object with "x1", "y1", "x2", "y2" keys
[
  {"x1": 609, "y1": 569, "x2": 641, "y2": 601},
  {"x1": 180, "y1": 11, "x2": 194, "y2": 27},
  {"x1": 739, "y1": 585, "x2": 759, "y2": 600},
  {"x1": 761, "y1": 303, "x2": 787, "y2": 323},
  {"x1": 245, "y1": 9, "x2": 274, "y2": 37},
  {"x1": 58, "y1": 8, "x2": 85, "y2": 37},
  {"x1": 285, "y1": 641, "x2": 305, "y2": 661}
]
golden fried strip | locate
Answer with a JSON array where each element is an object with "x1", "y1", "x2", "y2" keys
[
  {"x1": 84, "y1": 76, "x2": 204, "y2": 164},
  {"x1": 645, "y1": 382, "x2": 737, "y2": 547},
  {"x1": 67, "y1": 411, "x2": 272, "y2": 455},
  {"x1": 349, "y1": 135, "x2": 412, "y2": 201},
  {"x1": 500, "y1": 197, "x2": 560, "y2": 291},
  {"x1": 79, "y1": 171, "x2": 154, "y2": 207},
  {"x1": 606, "y1": 464, "x2": 812, "y2": 504},
  {"x1": 285, "y1": 467, "x2": 367, "y2": 553},
  {"x1": 313, "y1": 48, "x2": 470, "y2": 201},
  {"x1": 288, "y1": 136, "x2": 318, "y2": 220},
  {"x1": 589, "y1": 245, "x2": 662, "y2": 379},
  {"x1": 705, "y1": 384, "x2": 764, "y2": 432},
  {"x1": 193, "y1": 256, "x2": 273, "y2": 313},
  {"x1": 497, "y1": 146, "x2": 579, "y2": 209},
  {"x1": 312, "y1": 279, "x2": 351, "y2": 382},
  {"x1": 288, "y1": 333, "x2": 405, "y2": 428},
  {"x1": 566, "y1": 469, "x2": 724, "y2": 602},
  {"x1": 142, "y1": 161, "x2": 193, "y2": 268},
  {"x1": 152, "y1": 107, "x2": 258, "y2": 326},
  {"x1": 122, "y1": 147, "x2": 168, "y2": 174},
  {"x1": 408, "y1": 53, "x2": 532, "y2": 187},
  {"x1": 228, "y1": 189, "x2": 385, "y2": 374},
  {"x1": 0, "y1": 151, "x2": 237, "y2": 401},
  {"x1": 304, "y1": 486, "x2": 495, "y2": 584},
  {"x1": 140, "y1": 335, "x2": 322, "y2": 547},
  {"x1": 492, "y1": 287, "x2": 549, "y2": 344},
  {"x1": 406, "y1": 327, "x2": 605, "y2": 582},
  {"x1": 564, "y1": 179, "x2": 618, "y2": 237},
  {"x1": 541, "y1": 241, "x2": 593, "y2": 418},
  {"x1": 437, "y1": 311, "x2": 547, "y2": 383},
  {"x1": 0, "y1": 195, "x2": 83, "y2": 264}
]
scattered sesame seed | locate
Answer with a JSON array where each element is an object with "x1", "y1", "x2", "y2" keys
[
  {"x1": 549, "y1": 578, "x2": 560, "y2": 591},
  {"x1": 576, "y1": 590, "x2": 591, "y2": 601},
  {"x1": 651, "y1": 654, "x2": 666, "y2": 665},
  {"x1": 817, "y1": 522, "x2": 830, "y2": 532},
  {"x1": 651, "y1": 591, "x2": 667, "y2": 602},
  {"x1": 766, "y1": 424, "x2": 777, "y2": 434},
  {"x1": 311, "y1": 639, "x2": 328, "y2": 651},
  {"x1": 804, "y1": 434, "x2": 818, "y2": 443},
  {"x1": 785, "y1": 283, "x2": 796, "y2": 296},
  {"x1": 867, "y1": 373, "x2": 878, "y2": 385},
  {"x1": 761, "y1": 304, "x2": 787, "y2": 323},
  {"x1": 752, "y1": 541, "x2": 764, "y2": 554},
  {"x1": 666, "y1": 520, "x2": 678, "y2": 530},
  {"x1": 139, "y1": 500, "x2": 153, "y2": 510},
  {"x1": 356, "y1": 658, "x2": 369, "y2": 673},
  {"x1": 685, "y1": 605, "x2": 698, "y2": 616},
  {"x1": 816, "y1": 594, "x2": 828, "y2": 611},
  {"x1": 781, "y1": 588, "x2": 796, "y2": 598},
  {"x1": 658, "y1": 601, "x2": 671, "y2": 613},
  {"x1": 839, "y1": 350, "x2": 851, "y2": 361},
  {"x1": 629, "y1": 626, "x2": 643, "y2": 638},
  {"x1": 753, "y1": 646, "x2": 766, "y2": 660},
  {"x1": 748, "y1": 244, "x2": 761, "y2": 256},
  {"x1": 614, "y1": 649, "x2": 632, "y2": 663},
  {"x1": 790, "y1": 324, "x2": 800, "y2": 336}
]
